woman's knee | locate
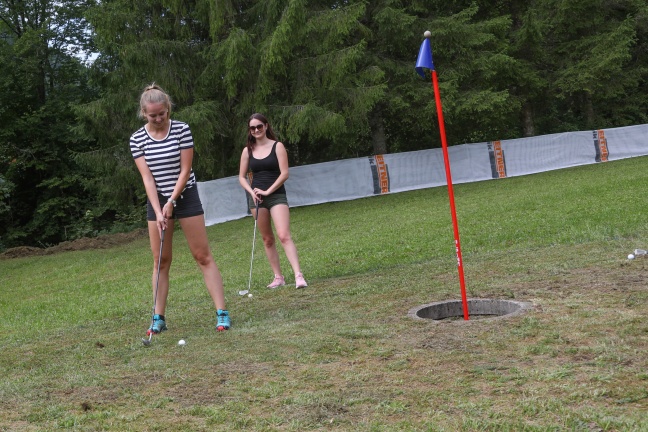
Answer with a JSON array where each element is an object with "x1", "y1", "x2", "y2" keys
[
  {"x1": 262, "y1": 234, "x2": 276, "y2": 248},
  {"x1": 276, "y1": 231, "x2": 293, "y2": 245},
  {"x1": 156, "y1": 255, "x2": 173, "y2": 271},
  {"x1": 192, "y1": 249, "x2": 213, "y2": 267}
]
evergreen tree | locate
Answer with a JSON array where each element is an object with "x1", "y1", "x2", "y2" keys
[
  {"x1": 195, "y1": 0, "x2": 387, "y2": 163},
  {"x1": 0, "y1": 0, "x2": 98, "y2": 248},
  {"x1": 75, "y1": 0, "x2": 224, "y2": 217},
  {"x1": 534, "y1": 0, "x2": 648, "y2": 131},
  {"x1": 365, "y1": 1, "x2": 522, "y2": 150}
]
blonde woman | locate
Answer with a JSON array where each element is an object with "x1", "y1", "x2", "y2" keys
[{"x1": 130, "y1": 84, "x2": 230, "y2": 333}]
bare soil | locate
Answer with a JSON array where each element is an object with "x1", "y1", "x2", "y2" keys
[{"x1": 0, "y1": 229, "x2": 148, "y2": 259}]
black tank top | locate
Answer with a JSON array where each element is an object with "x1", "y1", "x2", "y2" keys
[{"x1": 249, "y1": 142, "x2": 286, "y2": 194}]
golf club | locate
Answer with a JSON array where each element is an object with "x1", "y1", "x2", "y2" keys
[
  {"x1": 239, "y1": 201, "x2": 260, "y2": 296},
  {"x1": 142, "y1": 228, "x2": 165, "y2": 346}
]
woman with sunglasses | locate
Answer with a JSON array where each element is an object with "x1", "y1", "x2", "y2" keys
[
  {"x1": 238, "y1": 113, "x2": 308, "y2": 289},
  {"x1": 130, "y1": 83, "x2": 231, "y2": 334}
]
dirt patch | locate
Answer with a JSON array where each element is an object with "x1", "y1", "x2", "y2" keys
[{"x1": 0, "y1": 229, "x2": 148, "y2": 259}]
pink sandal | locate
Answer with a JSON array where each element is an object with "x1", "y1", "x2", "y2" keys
[
  {"x1": 267, "y1": 275, "x2": 285, "y2": 289},
  {"x1": 295, "y1": 273, "x2": 308, "y2": 289}
]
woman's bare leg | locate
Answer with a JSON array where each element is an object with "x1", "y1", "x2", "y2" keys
[
  {"x1": 269, "y1": 204, "x2": 302, "y2": 276},
  {"x1": 148, "y1": 221, "x2": 174, "y2": 315},
  {"x1": 256, "y1": 207, "x2": 283, "y2": 277},
  {"x1": 179, "y1": 215, "x2": 225, "y2": 310}
]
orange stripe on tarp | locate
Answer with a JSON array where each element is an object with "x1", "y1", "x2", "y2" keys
[
  {"x1": 596, "y1": 130, "x2": 609, "y2": 162},
  {"x1": 493, "y1": 141, "x2": 507, "y2": 178},
  {"x1": 374, "y1": 155, "x2": 390, "y2": 194}
]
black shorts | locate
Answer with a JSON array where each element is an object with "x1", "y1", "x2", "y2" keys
[
  {"x1": 248, "y1": 193, "x2": 289, "y2": 210},
  {"x1": 147, "y1": 186, "x2": 204, "y2": 221}
]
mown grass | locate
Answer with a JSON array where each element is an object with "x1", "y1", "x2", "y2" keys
[{"x1": 1, "y1": 157, "x2": 647, "y2": 431}]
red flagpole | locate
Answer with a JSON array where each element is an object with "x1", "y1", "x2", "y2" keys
[{"x1": 431, "y1": 70, "x2": 470, "y2": 320}]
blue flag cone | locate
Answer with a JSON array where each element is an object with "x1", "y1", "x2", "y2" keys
[{"x1": 415, "y1": 38, "x2": 435, "y2": 78}]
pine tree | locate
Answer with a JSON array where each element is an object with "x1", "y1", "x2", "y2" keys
[
  {"x1": 535, "y1": 0, "x2": 648, "y2": 131},
  {"x1": 0, "y1": 0, "x2": 98, "y2": 248},
  {"x1": 75, "y1": 0, "x2": 224, "y2": 210}
]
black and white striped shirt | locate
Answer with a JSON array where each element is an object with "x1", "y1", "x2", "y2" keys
[{"x1": 130, "y1": 120, "x2": 196, "y2": 197}]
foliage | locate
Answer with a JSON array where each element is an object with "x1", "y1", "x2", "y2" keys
[
  {"x1": 0, "y1": 0, "x2": 100, "y2": 248},
  {"x1": 528, "y1": 0, "x2": 648, "y2": 131}
]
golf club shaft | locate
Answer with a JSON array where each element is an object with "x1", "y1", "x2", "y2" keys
[{"x1": 246, "y1": 202, "x2": 260, "y2": 293}]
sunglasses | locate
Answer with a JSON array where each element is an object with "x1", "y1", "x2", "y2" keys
[{"x1": 249, "y1": 124, "x2": 265, "y2": 132}]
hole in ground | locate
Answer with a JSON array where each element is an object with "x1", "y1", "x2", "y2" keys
[{"x1": 408, "y1": 299, "x2": 533, "y2": 323}]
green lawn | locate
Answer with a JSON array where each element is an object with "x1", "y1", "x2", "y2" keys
[{"x1": 1, "y1": 157, "x2": 647, "y2": 431}]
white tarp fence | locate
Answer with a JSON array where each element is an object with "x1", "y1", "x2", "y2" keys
[{"x1": 197, "y1": 124, "x2": 648, "y2": 226}]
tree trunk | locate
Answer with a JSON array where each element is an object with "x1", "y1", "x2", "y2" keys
[
  {"x1": 584, "y1": 93, "x2": 595, "y2": 129},
  {"x1": 370, "y1": 110, "x2": 387, "y2": 155},
  {"x1": 522, "y1": 102, "x2": 534, "y2": 137}
]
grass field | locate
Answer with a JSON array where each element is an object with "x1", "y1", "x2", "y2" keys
[{"x1": 1, "y1": 157, "x2": 647, "y2": 431}]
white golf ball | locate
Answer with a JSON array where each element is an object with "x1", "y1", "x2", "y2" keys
[
  {"x1": 628, "y1": 254, "x2": 635, "y2": 260},
  {"x1": 424, "y1": 30, "x2": 431, "y2": 38},
  {"x1": 178, "y1": 339, "x2": 186, "y2": 346},
  {"x1": 248, "y1": 293, "x2": 253, "y2": 298}
]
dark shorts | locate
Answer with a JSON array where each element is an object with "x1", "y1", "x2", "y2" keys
[
  {"x1": 147, "y1": 186, "x2": 204, "y2": 221},
  {"x1": 248, "y1": 193, "x2": 289, "y2": 211}
]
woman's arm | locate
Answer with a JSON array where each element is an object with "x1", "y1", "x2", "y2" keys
[
  {"x1": 134, "y1": 157, "x2": 166, "y2": 231},
  {"x1": 162, "y1": 147, "x2": 194, "y2": 219},
  {"x1": 238, "y1": 148, "x2": 259, "y2": 202}
]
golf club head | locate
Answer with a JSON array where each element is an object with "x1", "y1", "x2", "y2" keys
[
  {"x1": 141, "y1": 329, "x2": 153, "y2": 346},
  {"x1": 238, "y1": 289, "x2": 249, "y2": 296}
]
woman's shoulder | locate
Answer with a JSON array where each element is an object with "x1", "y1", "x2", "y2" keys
[
  {"x1": 170, "y1": 120, "x2": 190, "y2": 131},
  {"x1": 130, "y1": 125, "x2": 147, "y2": 142},
  {"x1": 274, "y1": 141, "x2": 287, "y2": 152}
]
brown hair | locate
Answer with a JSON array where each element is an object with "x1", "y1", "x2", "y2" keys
[
  {"x1": 138, "y1": 83, "x2": 172, "y2": 119},
  {"x1": 246, "y1": 113, "x2": 278, "y2": 156}
]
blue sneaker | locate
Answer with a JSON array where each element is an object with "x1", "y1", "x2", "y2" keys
[
  {"x1": 149, "y1": 314, "x2": 167, "y2": 334},
  {"x1": 216, "y1": 309, "x2": 230, "y2": 331}
]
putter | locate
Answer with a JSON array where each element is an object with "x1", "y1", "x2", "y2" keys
[
  {"x1": 239, "y1": 201, "x2": 260, "y2": 296},
  {"x1": 142, "y1": 228, "x2": 165, "y2": 346}
]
